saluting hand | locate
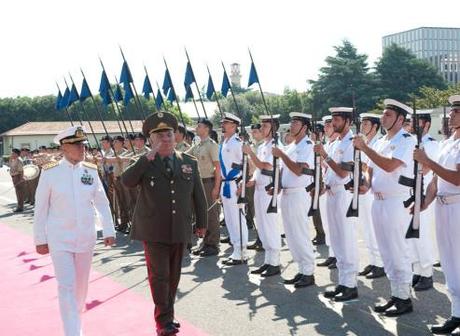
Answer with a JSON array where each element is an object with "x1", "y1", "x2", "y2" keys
[{"x1": 146, "y1": 134, "x2": 161, "y2": 161}]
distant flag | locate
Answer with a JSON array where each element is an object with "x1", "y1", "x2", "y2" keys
[
  {"x1": 99, "y1": 70, "x2": 112, "y2": 106},
  {"x1": 120, "y1": 61, "x2": 133, "y2": 85},
  {"x1": 184, "y1": 62, "x2": 195, "y2": 87},
  {"x1": 142, "y1": 74, "x2": 153, "y2": 99},
  {"x1": 55, "y1": 90, "x2": 63, "y2": 110},
  {"x1": 221, "y1": 70, "x2": 231, "y2": 97},
  {"x1": 79, "y1": 78, "x2": 91, "y2": 102},
  {"x1": 113, "y1": 84, "x2": 123, "y2": 102},
  {"x1": 206, "y1": 74, "x2": 215, "y2": 100},
  {"x1": 123, "y1": 82, "x2": 134, "y2": 105},
  {"x1": 61, "y1": 87, "x2": 70, "y2": 109},
  {"x1": 184, "y1": 85, "x2": 194, "y2": 101},
  {"x1": 162, "y1": 69, "x2": 172, "y2": 96},
  {"x1": 155, "y1": 89, "x2": 164, "y2": 109},
  {"x1": 67, "y1": 84, "x2": 80, "y2": 107},
  {"x1": 167, "y1": 88, "x2": 176, "y2": 103},
  {"x1": 248, "y1": 62, "x2": 259, "y2": 87}
]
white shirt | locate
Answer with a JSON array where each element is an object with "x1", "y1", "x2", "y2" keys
[
  {"x1": 324, "y1": 130, "x2": 354, "y2": 187},
  {"x1": 437, "y1": 135, "x2": 460, "y2": 195},
  {"x1": 220, "y1": 133, "x2": 242, "y2": 179},
  {"x1": 281, "y1": 135, "x2": 314, "y2": 189},
  {"x1": 370, "y1": 128, "x2": 416, "y2": 196},
  {"x1": 33, "y1": 158, "x2": 115, "y2": 252},
  {"x1": 421, "y1": 133, "x2": 440, "y2": 189},
  {"x1": 253, "y1": 139, "x2": 275, "y2": 187},
  {"x1": 362, "y1": 134, "x2": 379, "y2": 165}
]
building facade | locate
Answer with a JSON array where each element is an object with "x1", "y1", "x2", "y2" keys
[{"x1": 382, "y1": 27, "x2": 460, "y2": 85}]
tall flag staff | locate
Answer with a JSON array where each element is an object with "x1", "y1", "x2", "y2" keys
[
  {"x1": 114, "y1": 76, "x2": 136, "y2": 134},
  {"x1": 205, "y1": 65, "x2": 223, "y2": 117},
  {"x1": 184, "y1": 48, "x2": 208, "y2": 118},
  {"x1": 163, "y1": 57, "x2": 188, "y2": 128},
  {"x1": 55, "y1": 83, "x2": 74, "y2": 126},
  {"x1": 63, "y1": 78, "x2": 84, "y2": 126},
  {"x1": 155, "y1": 81, "x2": 165, "y2": 110},
  {"x1": 142, "y1": 66, "x2": 158, "y2": 107},
  {"x1": 184, "y1": 77, "x2": 202, "y2": 118}
]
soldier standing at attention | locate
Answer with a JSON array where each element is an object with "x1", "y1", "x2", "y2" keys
[
  {"x1": 8, "y1": 148, "x2": 26, "y2": 212},
  {"x1": 122, "y1": 112, "x2": 207, "y2": 336},
  {"x1": 33, "y1": 126, "x2": 115, "y2": 336},
  {"x1": 175, "y1": 124, "x2": 191, "y2": 152}
]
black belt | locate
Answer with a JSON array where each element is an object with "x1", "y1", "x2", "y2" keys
[
  {"x1": 202, "y1": 177, "x2": 215, "y2": 182},
  {"x1": 222, "y1": 178, "x2": 237, "y2": 182}
]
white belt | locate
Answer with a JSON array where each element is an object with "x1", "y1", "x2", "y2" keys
[
  {"x1": 437, "y1": 194, "x2": 460, "y2": 205},
  {"x1": 373, "y1": 192, "x2": 405, "y2": 200},
  {"x1": 282, "y1": 187, "x2": 306, "y2": 194},
  {"x1": 325, "y1": 184, "x2": 345, "y2": 196}
]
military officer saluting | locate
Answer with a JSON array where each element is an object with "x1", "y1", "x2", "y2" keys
[
  {"x1": 33, "y1": 126, "x2": 115, "y2": 336},
  {"x1": 122, "y1": 111, "x2": 207, "y2": 336}
]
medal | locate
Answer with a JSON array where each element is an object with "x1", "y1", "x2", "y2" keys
[{"x1": 81, "y1": 170, "x2": 94, "y2": 185}]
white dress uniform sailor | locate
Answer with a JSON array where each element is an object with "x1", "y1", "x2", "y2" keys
[
  {"x1": 324, "y1": 129, "x2": 359, "y2": 288},
  {"x1": 253, "y1": 139, "x2": 282, "y2": 266},
  {"x1": 280, "y1": 135, "x2": 315, "y2": 276},
  {"x1": 220, "y1": 133, "x2": 248, "y2": 260},
  {"x1": 369, "y1": 127, "x2": 416, "y2": 300}
]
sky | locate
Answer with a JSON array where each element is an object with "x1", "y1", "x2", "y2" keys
[{"x1": 1, "y1": 0, "x2": 458, "y2": 99}]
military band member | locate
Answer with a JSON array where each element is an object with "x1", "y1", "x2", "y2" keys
[
  {"x1": 187, "y1": 118, "x2": 222, "y2": 257},
  {"x1": 353, "y1": 99, "x2": 416, "y2": 316},
  {"x1": 314, "y1": 107, "x2": 359, "y2": 301},
  {"x1": 175, "y1": 124, "x2": 191, "y2": 152},
  {"x1": 33, "y1": 126, "x2": 115, "y2": 336},
  {"x1": 8, "y1": 148, "x2": 26, "y2": 212},
  {"x1": 219, "y1": 112, "x2": 248, "y2": 265},
  {"x1": 122, "y1": 111, "x2": 207, "y2": 336},
  {"x1": 21, "y1": 148, "x2": 35, "y2": 205},
  {"x1": 357, "y1": 113, "x2": 385, "y2": 279},
  {"x1": 243, "y1": 115, "x2": 282, "y2": 277},
  {"x1": 413, "y1": 94, "x2": 460, "y2": 334},
  {"x1": 273, "y1": 112, "x2": 316, "y2": 288}
]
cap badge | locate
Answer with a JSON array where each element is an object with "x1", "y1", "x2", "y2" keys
[{"x1": 158, "y1": 112, "x2": 164, "y2": 118}]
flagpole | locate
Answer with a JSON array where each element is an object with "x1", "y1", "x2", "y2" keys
[
  {"x1": 163, "y1": 57, "x2": 188, "y2": 128},
  {"x1": 206, "y1": 65, "x2": 223, "y2": 118},
  {"x1": 114, "y1": 76, "x2": 136, "y2": 134},
  {"x1": 56, "y1": 82, "x2": 74, "y2": 126},
  {"x1": 143, "y1": 65, "x2": 158, "y2": 110},
  {"x1": 64, "y1": 78, "x2": 84, "y2": 126},
  {"x1": 68, "y1": 73, "x2": 100, "y2": 150},
  {"x1": 185, "y1": 48, "x2": 208, "y2": 118}
]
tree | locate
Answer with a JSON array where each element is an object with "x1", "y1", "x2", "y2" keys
[{"x1": 375, "y1": 44, "x2": 447, "y2": 103}]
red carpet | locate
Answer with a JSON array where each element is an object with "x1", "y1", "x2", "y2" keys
[{"x1": 0, "y1": 224, "x2": 208, "y2": 336}]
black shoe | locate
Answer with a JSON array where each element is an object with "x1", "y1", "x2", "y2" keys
[
  {"x1": 251, "y1": 264, "x2": 269, "y2": 274},
  {"x1": 294, "y1": 274, "x2": 315, "y2": 288},
  {"x1": 220, "y1": 219, "x2": 226, "y2": 227},
  {"x1": 328, "y1": 259, "x2": 337, "y2": 269},
  {"x1": 374, "y1": 297, "x2": 397, "y2": 313},
  {"x1": 283, "y1": 273, "x2": 302, "y2": 285},
  {"x1": 413, "y1": 276, "x2": 433, "y2": 291},
  {"x1": 366, "y1": 266, "x2": 386, "y2": 279},
  {"x1": 359, "y1": 265, "x2": 374, "y2": 276},
  {"x1": 324, "y1": 285, "x2": 345, "y2": 298},
  {"x1": 412, "y1": 274, "x2": 421, "y2": 287},
  {"x1": 223, "y1": 258, "x2": 247, "y2": 266},
  {"x1": 312, "y1": 235, "x2": 326, "y2": 245},
  {"x1": 384, "y1": 298, "x2": 413, "y2": 317},
  {"x1": 433, "y1": 262, "x2": 442, "y2": 267},
  {"x1": 172, "y1": 320, "x2": 181, "y2": 328},
  {"x1": 261, "y1": 265, "x2": 281, "y2": 278},
  {"x1": 13, "y1": 208, "x2": 24, "y2": 213},
  {"x1": 317, "y1": 257, "x2": 336, "y2": 267},
  {"x1": 281, "y1": 233, "x2": 286, "y2": 239},
  {"x1": 247, "y1": 238, "x2": 263, "y2": 250},
  {"x1": 116, "y1": 224, "x2": 129, "y2": 233},
  {"x1": 334, "y1": 286, "x2": 358, "y2": 302},
  {"x1": 220, "y1": 236, "x2": 231, "y2": 244},
  {"x1": 156, "y1": 323, "x2": 179, "y2": 336},
  {"x1": 431, "y1": 316, "x2": 460, "y2": 334}
]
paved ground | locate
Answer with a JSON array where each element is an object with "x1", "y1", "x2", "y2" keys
[{"x1": 0, "y1": 166, "x2": 453, "y2": 335}]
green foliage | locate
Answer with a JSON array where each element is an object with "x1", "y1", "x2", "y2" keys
[{"x1": 415, "y1": 84, "x2": 460, "y2": 109}]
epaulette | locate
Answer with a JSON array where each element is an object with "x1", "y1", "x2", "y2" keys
[
  {"x1": 235, "y1": 137, "x2": 241, "y2": 142},
  {"x1": 82, "y1": 161, "x2": 98, "y2": 170},
  {"x1": 42, "y1": 161, "x2": 59, "y2": 171},
  {"x1": 428, "y1": 137, "x2": 435, "y2": 141},
  {"x1": 306, "y1": 140, "x2": 313, "y2": 145},
  {"x1": 402, "y1": 133, "x2": 411, "y2": 138}
]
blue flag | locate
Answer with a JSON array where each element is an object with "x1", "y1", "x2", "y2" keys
[
  {"x1": 80, "y1": 78, "x2": 91, "y2": 102},
  {"x1": 248, "y1": 62, "x2": 259, "y2": 87},
  {"x1": 61, "y1": 87, "x2": 70, "y2": 109},
  {"x1": 167, "y1": 88, "x2": 176, "y2": 103},
  {"x1": 120, "y1": 61, "x2": 133, "y2": 85},
  {"x1": 155, "y1": 89, "x2": 164, "y2": 109},
  {"x1": 142, "y1": 74, "x2": 153, "y2": 99},
  {"x1": 123, "y1": 82, "x2": 134, "y2": 105},
  {"x1": 221, "y1": 70, "x2": 231, "y2": 97},
  {"x1": 162, "y1": 69, "x2": 172, "y2": 96},
  {"x1": 55, "y1": 90, "x2": 62, "y2": 110},
  {"x1": 99, "y1": 70, "x2": 112, "y2": 106},
  {"x1": 206, "y1": 74, "x2": 215, "y2": 100},
  {"x1": 184, "y1": 62, "x2": 195, "y2": 87},
  {"x1": 113, "y1": 84, "x2": 123, "y2": 102},
  {"x1": 184, "y1": 85, "x2": 194, "y2": 101},
  {"x1": 67, "y1": 84, "x2": 80, "y2": 107}
]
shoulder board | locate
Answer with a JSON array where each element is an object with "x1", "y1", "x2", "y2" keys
[
  {"x1": 234, "y1": 137, "x2": 241, "y2": 142},
  {"x1": 42, "y1": 161, "x2": 59, "y2": 171},
  {"x1": 209, "y1": 138, "x2": 217, "y2": 144},
  {"x1": 349, "y1": 137, "x2": 353, "y2": 141},
  {"x1": 306, "y1": 140, "x2": 312, "y2": 145},
  {"x1": 402, "y1": 133, "x2": 411, "y2": 138},
  {"x1": 82, "y1": 161, "x2": 98, "y2": 170},
  {"x1": 428, "y1": 137, "x2": 435, "y2": 141}
]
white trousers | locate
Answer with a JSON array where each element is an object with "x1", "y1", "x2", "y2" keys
[
  {"x1": 409, "y1": 202, "x2": 435, "y2": 277},
  {"x1": 326, "y1": 189, "x2": 359, "y2": 288},
  {"x1": 221, "y1": 181, "x2": 248, "y2": 259},
  {"x1": 319, "y1": 194, "x2": 334, "y2": 258},
  {"x1": 254, "y1": 186, "x2": 281, "y2": 266},
  {"x1": 281, "y1": 189, "x2": 315, "y2": 275},
  {"x1": 50, "y1": 249, "x2": 93, "y2": 336},
  {"x1": 372, "y1": 197, "x2": 412, "y2": 299},
  {"x1": 435, "y1": 200, "x2": 460, "y2": 317},
  {"x1": 359, "y1": 192, "x2": 383, "y2": 267}
]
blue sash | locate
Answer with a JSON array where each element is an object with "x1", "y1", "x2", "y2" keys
[{"x1": 219, "y1": 143, "x2": 240, "y2": 198}]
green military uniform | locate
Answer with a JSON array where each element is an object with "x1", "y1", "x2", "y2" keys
[
  {"x1": 109, "y1": 145, "x2": 131, "y2": 229},
  {"x1": 122, "y1": 112, "x2": 207, "y2": 335},
  {"x1": 126, "y1": 145, "x2": 151, "y2": 218},
  {"x1": 187, "y1": 136, "x2": 220, "y2": 251},
  {"x1": 9, "y1": 151, "x2": 26, "y2": 211}
]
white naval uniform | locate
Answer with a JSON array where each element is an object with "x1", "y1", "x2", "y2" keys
[
  {"x1": 369, "y1": 128, "x2": 416, "y2": 300},
  {"x1": 409, "y1": 133, "x2": 439, "y2": 277},
  {"x1": 33, "y1": 158, "x2": 115, "y2": 336},
  {"x1": 359, "y1": 135, "x2": 383, "y2": 268},
  {"x1": 324, "y1": 130, "x2": 359, "y2": 288},
  {"x1": 435, "y1": 135, "x2": 460, "y2": 317},
  {"x1": 219, "y1": 133, "x2": 248, "y2": 260},
  {"x1": 253, "y1": 139, "x2": 281, "y2": 266},
  {"x1": 280, "y1": 135, "x2": 315, "y2": 275}
]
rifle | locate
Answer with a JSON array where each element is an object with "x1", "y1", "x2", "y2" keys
[
  {"x1": 304, "y1": 113, "x2": 321, "y2": 216},
  {"x1": 398, "y1": 101, "x2": 422, "y2": 239},
  {"x1": 442, "y1": 105, "x2": 451, "y2": 139}
]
